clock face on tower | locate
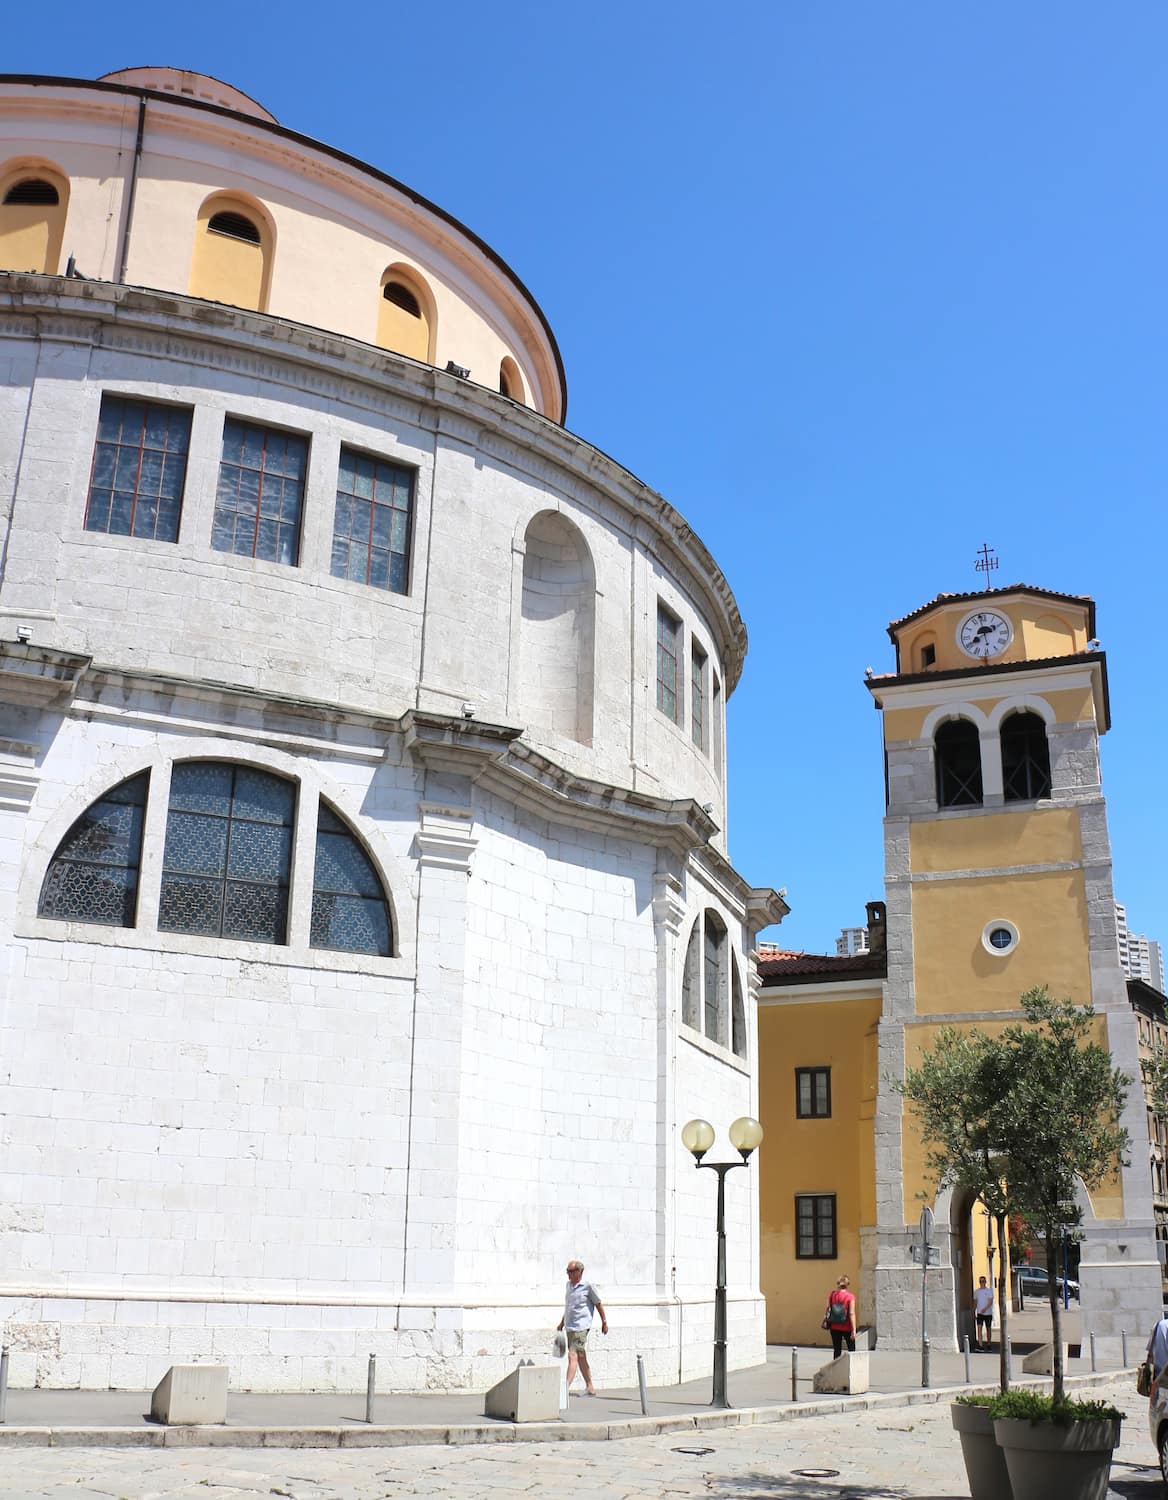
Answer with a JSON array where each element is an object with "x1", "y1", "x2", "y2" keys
[{"x1": 957, "y1": 609, "x2": 1013, "y2": 659}]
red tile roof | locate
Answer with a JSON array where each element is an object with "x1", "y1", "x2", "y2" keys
[{"x1": 757, "y1": 950, "x2": 885, "y2": 981}]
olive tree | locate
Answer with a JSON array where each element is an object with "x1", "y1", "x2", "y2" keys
[
  {"x1": 998, "y1": 987, "x2": 1130, "y2": 1401},
  {"x1": 897, "y1": 1023, "x2": 1017, "y2": 1391},
  {"x1": 898, "y1": 986, "x2": 1130, "y2": 1401}
]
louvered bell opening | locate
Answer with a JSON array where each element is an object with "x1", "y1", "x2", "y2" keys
[
  {"x1": 207, "y1": 210, "x2": 261, "y2": 244},
  {"x1": 382, "y1": 281, "x2": 421, "y2": 318},
  {"x1": 4, "y1": 179, "x2": 60, "y2": 206}
]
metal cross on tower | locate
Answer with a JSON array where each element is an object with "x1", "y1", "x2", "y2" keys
[{"x1": 974, "y1": 543, "x2": 999, "y2": 584}]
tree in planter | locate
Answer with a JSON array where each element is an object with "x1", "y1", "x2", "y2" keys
[
  {"x1": 897, "y1": 1023, "x2": 1018, "y2": 1392},
  {"x1": 898, "y1": 986, "x2": 1130, "y2": 1401},
  {"x1": 999, "y1": 987, "x2": 1130, "y2": 1402}
]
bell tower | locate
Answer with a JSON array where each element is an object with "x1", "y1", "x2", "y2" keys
[{"x1": 867, "y1": 583, "x2": 1158, "y2": 1355}]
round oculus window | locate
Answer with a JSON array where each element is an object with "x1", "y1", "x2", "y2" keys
[{"x1": 981, "y1": 920, "x2": 1019, "y2": 956}]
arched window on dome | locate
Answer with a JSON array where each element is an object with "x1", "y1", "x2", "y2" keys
[
  {"x1": 731, "y1": 957, "x2": 746, "y2": 1059},
  {"x1": 0, "y1": 164, "x2": 69, "y2": 274},
  {"x1": 158, "y1": 762, "x2": 294, "y2": 944},
  {"x1": 311, "y1": 802, "x2": 393, "y2": 956},
  {"x1": 499, "y1": 357, "x2": 524, "y2": 404},
  {"x1": 377, "y1": 267, "x2": 434, "y2": 362},
  {"x1": 1001, "y1": 710, "x2": 1051, "y2": 802},
  {"x1": 189, "y1": 194, "x2": 272, "y2": 312},
  {"x1": 934, "y1": 718, "x2": 983, "y2": 809},
  {"x1": 38, "y1": 772, "x2": 149, "y2": 928},
  {"x1": 704, "y1": 911, "x2": 727, "y2": 1047},
  {"x1": 681, "y1": 910, "x2": 736, "y2": 1052},
  {"x1": 681, "y1": 920, "x2": 701, "y2": 1030},
  {"x1": 519, "y1": 511, "x2": 595, "y2": 745}
]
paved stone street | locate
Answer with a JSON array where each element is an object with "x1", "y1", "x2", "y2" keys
[{"x1": 0, "y1": 1377, "x2": 1160, "y2": 1500}]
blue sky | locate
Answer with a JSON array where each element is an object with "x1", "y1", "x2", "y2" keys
[{"x1": 10, "y1": 3, "x2": 1167, "y2": 954}]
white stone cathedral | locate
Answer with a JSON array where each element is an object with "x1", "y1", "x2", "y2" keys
[{"x1": 0, "y1": 67, "x2": 783, "y2": 1390}]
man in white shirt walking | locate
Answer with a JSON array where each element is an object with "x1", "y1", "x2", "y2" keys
[
  {"x1": 973, "y1": 1276, "x2": 995, "y2": 1350},
  {"x1": 557, "y1": 1259, "x2": 608, "y2": 1396}
]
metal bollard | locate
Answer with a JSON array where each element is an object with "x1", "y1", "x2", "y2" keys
[
  {"x1": 636, "y1": 1353, "x2": 648, "y2": 1415},
  {"x1": 963, "y1": 1333, "x2": 971, "y2": 1385},
  {"x1": 791, "y1": 1346, "x2": 798, "y2": 1402},
  {"x1": 365, "y1": 1352, "x2": 376, "y2": 1424},
  {"x1": 1122, "y1": 1330, "x2": 1129, "y2": 1367},
  {"x1": 1005, "y1": 1335, "x2": 1013, "y2": 1385},
  {"x1": 0, "y1": 1345, "x2": 8, "y2": 1425},
  {"x1": 1090, "y1": 1332, "x2": 1097, "y2": 1373},
  {"x1": 922, "y1": 1334, "x2": 931, "y2": 1390}
]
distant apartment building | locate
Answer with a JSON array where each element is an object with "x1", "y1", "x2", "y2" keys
[
  {"x1": 835, "y1": 926, "x2": 870, "y2": 957},
  {"x1": 1116, "y1": 903, "x2": 1165, "y2": 991}
]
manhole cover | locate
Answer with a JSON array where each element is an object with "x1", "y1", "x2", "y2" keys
[
  {"x1": 672, "y1": 1446, "x2": 715, "y2": 1456},
  {"x1": 792, "y1": 1469, "x2": 841, "y2": 1479}
]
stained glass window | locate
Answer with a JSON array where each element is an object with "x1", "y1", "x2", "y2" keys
[
  {"x1": 681, "y1": 921, "x2": 700, "y2": 1030},
  {"x1": 84, "y1": 397, "x2": 191, "y2": 543},
  {"x1": 158, "y1": 762, "x2": 294, "y2": 944},
  {"x1": 731, "y1": 961, "x2": 746, "y2": 1059},
  {"x1": 657, "y1": 604, "x2": 681, "y2": 722},
  {"x1": 310, "y1": 803, "x2": 392, "y2": 956},
  {"x1": 39, "y1": 772, "x2": 149, "y2": 927},
  {"x1": 703, "y1": 910, "x2": 726, "y2": 1046},
  {"x1": 213, "y1": 419, "x2": 307, "y2": 566},
  {"x1": 691, "y1": 644, "x2": 707, "y2": 750},
  {"x1": 331, "y1": 449, "x2": 413, "y2": 594}
]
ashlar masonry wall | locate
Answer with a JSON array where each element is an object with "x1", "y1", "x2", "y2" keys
[{"x1": 0, "y1": 279, "x2": 780, "y2": 1391}]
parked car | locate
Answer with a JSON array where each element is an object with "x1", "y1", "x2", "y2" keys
[{"x1": 1015, "y1": 1264, "x2": 1080, "y2": 1300}]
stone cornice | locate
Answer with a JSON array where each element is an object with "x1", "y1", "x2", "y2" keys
[
  {"x1": 71, "y1": 668, "x2": 763, "y2": 866},
  {"x1": 0, "y1": 641, "x2": 91, "y2": 708},
  {"x1": 401, "y1": 709, "x2": 523, "y2": 777},
  {"x1": 0, "y1": 274, "x2": 748, "y2": 693},
  {"x1": 484, "y1": 739, "x2": 717, "y2": 858}
]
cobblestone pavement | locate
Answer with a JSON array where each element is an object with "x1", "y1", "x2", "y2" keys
[{"x1": 0, "y1": 1378, "x2": 1161, "y2": 1499}]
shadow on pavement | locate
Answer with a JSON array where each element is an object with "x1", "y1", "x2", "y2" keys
[
  {"x1": 1106, "y1": 1457, "x2": 1164, "y2": 1496},
  {"x1": 705, "y1": 1471, "x2": 961, "y2": 1499}
]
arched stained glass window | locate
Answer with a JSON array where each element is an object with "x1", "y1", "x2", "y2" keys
[
  {"x1": 731, "y1": 959, "x2": 746, "y2": 1059},
  {"x1": 310, "y1": 803, "x2": 392, "y2": 956},
  {"x1": 681, "y1": 920, "x2": 701, "y2": 1030},
  {"x1": 39, "y1": 772, "x2": 149, "y2": 927},
  {"x1": 704, "y1": 911, "x2": 727, "y2": 1046},
  {"x1": 159, "y1": 762, "x2": 294, "y2": 944}
]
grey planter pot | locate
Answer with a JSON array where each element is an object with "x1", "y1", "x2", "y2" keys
[
  {"x1": 951, "y1": 1402, "x2": 1012, "y2": 1500},
  {"x1": 992, "y1": 1416, "x2": 1120, "y2": 1500}
]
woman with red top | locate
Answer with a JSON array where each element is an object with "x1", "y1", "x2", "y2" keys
[{"x1": 825, "y1": 1274, "x2": 857, "y2": 1357}]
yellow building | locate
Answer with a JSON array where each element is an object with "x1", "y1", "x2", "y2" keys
[{"x1": 759, "y1": 584, "x2": 1160, "y2": 1356}]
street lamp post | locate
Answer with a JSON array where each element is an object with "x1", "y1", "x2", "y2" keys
[{"x1": 682, "y1": 1115, "x2": 764, "y2": 1409}]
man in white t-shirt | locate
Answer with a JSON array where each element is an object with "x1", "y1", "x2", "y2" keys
[
  {"x1": 973, "y1": 1276, "x2": 995, "y2": 1349},
  {"x1": 556, "y1": 1258, "x2": 608, "y2": 1396}
]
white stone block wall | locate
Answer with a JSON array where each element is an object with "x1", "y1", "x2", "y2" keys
[
  {"x1": 0, "y1": 281, "x2": 736, "y2": 830},
  {"x1": 0, "y1": 279, "x2": 778, "y2": 1390}
]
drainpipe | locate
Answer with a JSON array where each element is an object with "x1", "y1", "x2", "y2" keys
[{"x1": 115, "y1": 96, "x2": 147, "y2": 284}]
